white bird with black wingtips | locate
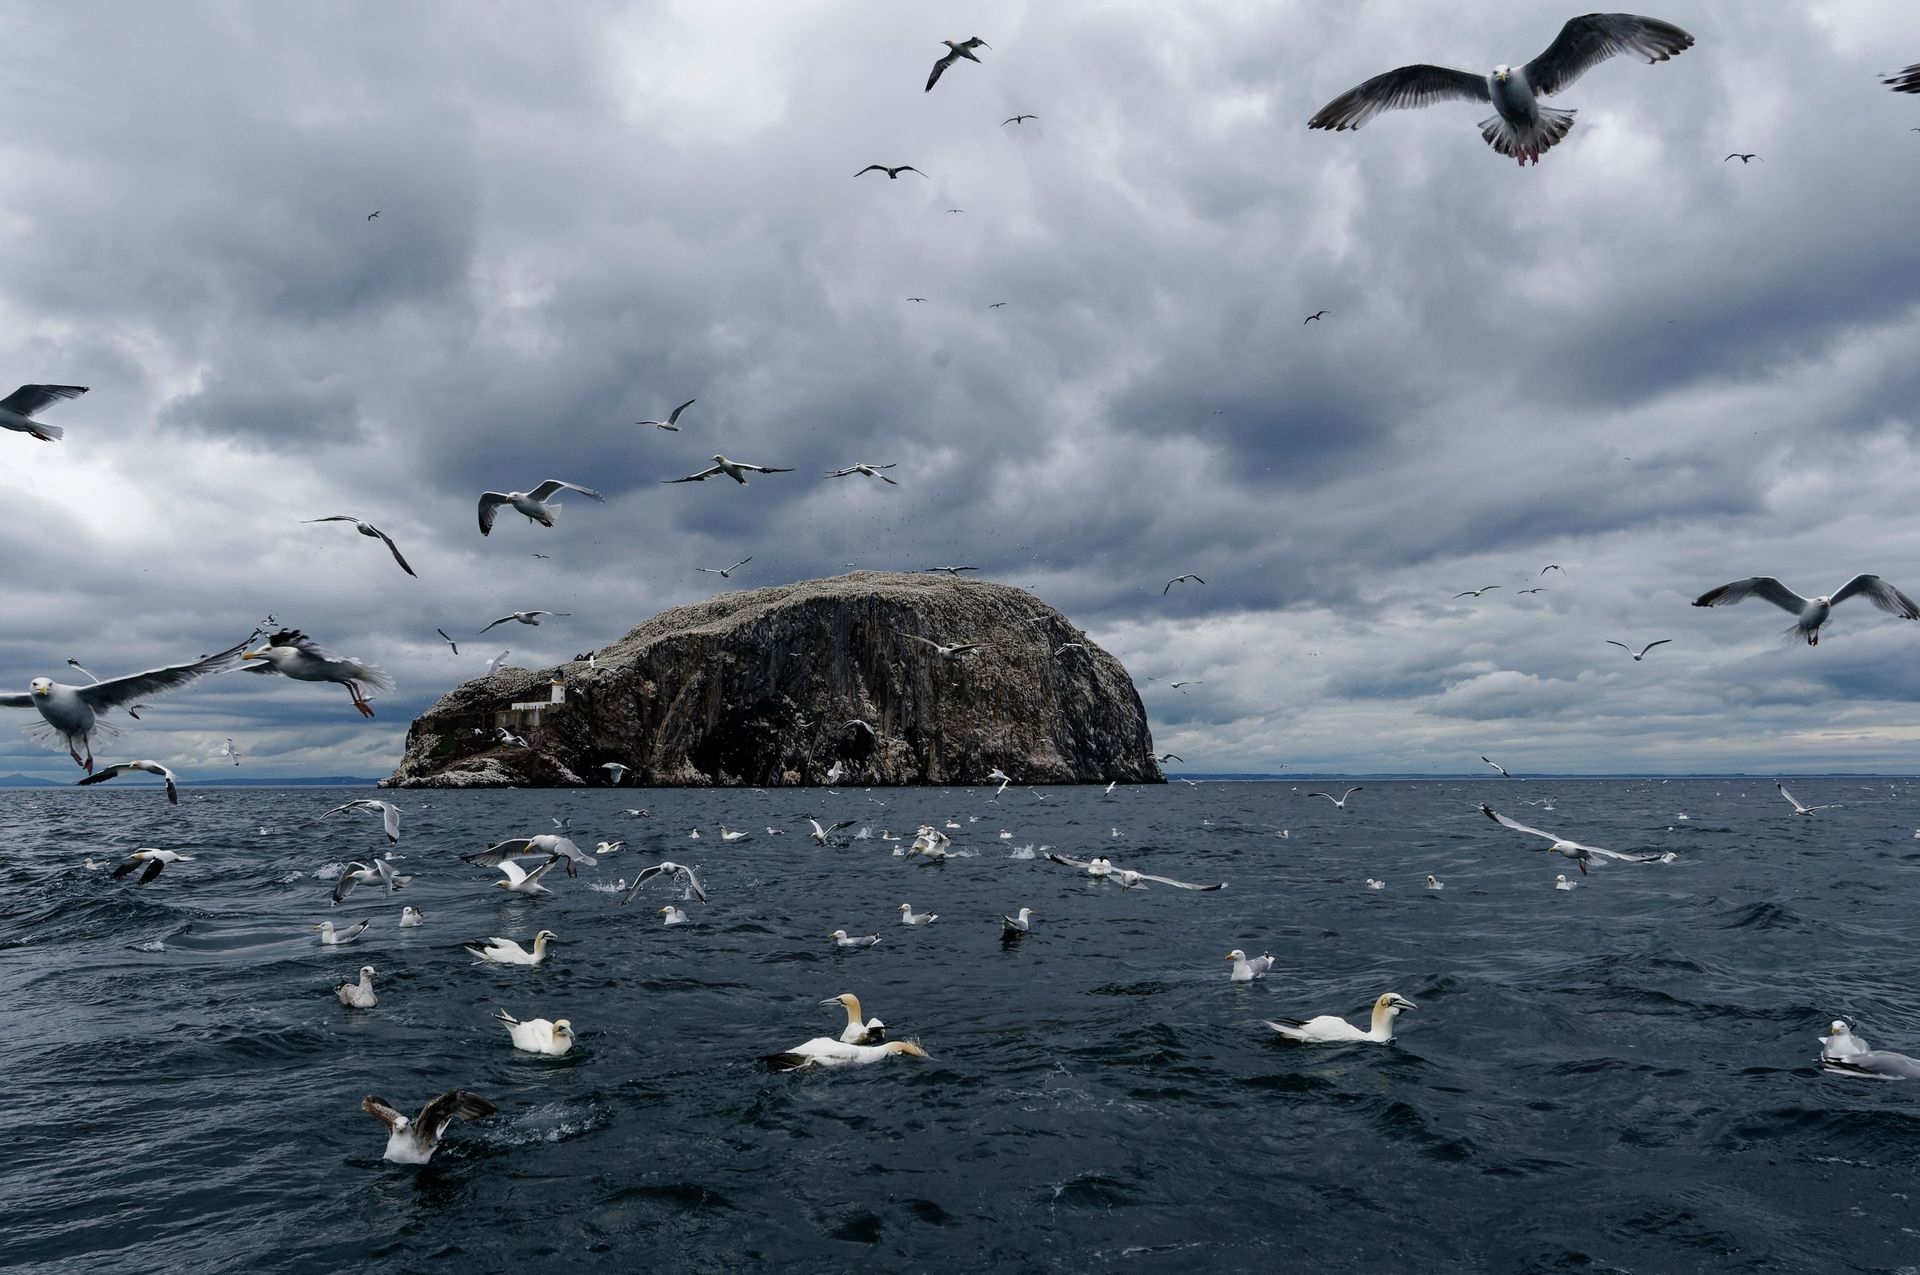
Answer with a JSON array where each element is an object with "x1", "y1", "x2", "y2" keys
[
  {"x1": 477, "y1": 479, "x2": 603, "y2": 535},
  {"x1": 1693, "y1": 575, "x2": 1920, "y2": 646}
]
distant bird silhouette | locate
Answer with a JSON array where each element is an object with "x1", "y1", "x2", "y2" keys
[
  {"x1": 1453, "y1": 585, "x2": 1500, "y2": 599},
  {"x1": 1305, "y1": 310, "x2": 1329, "y2": 323},
  {"x1": 855, "y1": 164, "x2": 926, "y2": 180},
  {"x1": 1605, "y1": 639, "x2": 1672, "y2": 662},
  {"x1": 924, "y1": 565, "x2": 979, "y2": 577},
  {"x1": 1541, "y1": 564, "x2": 1565, "y2": 575},
  {"x1": 1884, "y1": 64, "x2": 1920, "y2": 94},
  {"x1": 946, "y1": 208, "x2": 965, "y2": 214},
  {"x1": 926, "y1": 37, "x2": 990, "y2": 92},
  {"x1": 987, "y1": 302, "x2": 1008, "y2": 309},
  {"x1": 1002, "y1": 114, "x2": 1038, "y2": 125},
  {"x1": 1517, "y1": 587, "x2": 1547, "y2": 594},
  {"x1": 637, "y1": 398, "x2": 696, "y2": 431},
  {"x1": 695, "y1": 557, "x2": 753, "y2": 579},
  {"x1": 1723, "y1": 152, "x2": 1760, "y2": 163},
  {"x1": 366, "y1": 211, "x2": 379, "y2": 220},
  {"x1": 1163, "y1": 574, "x2": 1205, "y2": 595},
  {"x1": 1157, "y1": 753, "x2": 1184, "y2": 763},
  {"x1": 906, "y1": 296, "x2": 928, "y2": 302},
  {"x1": 436, "y1": 628, "x2": 459, "y2": 655}
]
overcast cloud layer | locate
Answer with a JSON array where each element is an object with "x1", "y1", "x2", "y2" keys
[{"x1": 3, "y1": 0, "x2": 1919, "y2": 781}]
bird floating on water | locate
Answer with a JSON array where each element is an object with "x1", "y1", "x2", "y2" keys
[
  {"x1": 1554, "y1": 874, "x2": 1576, "y2": 891},
  {"x1": 362, "y1": 1091, "x2": 497, "y2": 1164},
  {"x1": 1267, "y1": 992, "x2": 1416, "y2": 1044},
  {"x1": 77, "y1": 760, "x2": 179, "y2": 804},
  {"x1": 1692, "y1": 575, "x2": 1920, "y2": 646},
  {"x1": 898, "y1": 903, "x2": 937, "y2": 925},
  {"x1": 925, "y1": 37, "x2": 989, "y2": 92},
  {"x1": 658, "y1": 905, "x2": 688, "y2": 926},
  {"x1": 764, "y1": 1038, "x2": 927, "y2": 1071},
  {"x1": 301, "y1": 516, "x2": 416, "y2": 577},
  {"x1": 2, "y1": 639, "x2": 249, "y2": 770},
  {"x1": 637, "y1": 397, "x2": 696, "y2": 431},
  {"x1": 1227, "y1": 949, "x2": 1274, "y2": 982},
  {"x1": 399, "y1": 906, "x2": 426, "y2": 928},
  {"x1": 337, "y1": 965, "x2": 378, "y2": 1009},
  {"x1": 314, "y1": 918, "x2": 370, "y2": 945},
  {"x1": 465, "y1": 931, "x2": 558, "y2": 965},
  {"x1": 1426, "y1": 875, "x2": 1444, "y2": 891},
  {"x1": 241, "y1": 630, "x2": 392, "y2": 718},
  {"x1": 1002, "y1": 907, "x2": 1034, "y2": 934},
  {"x1": 822, "y1": 993, "x2": 886, "y2": 1045},
  {"x1": 829, "y1": 930, "x2": 881, "y2": 949},
  {"x1": 0, "y1": 383, "x2": 87, "y2": 442},
  {"x1": 1307, "y1": 13, "x2": 1695, "y2": 166},
  {"x1": 1819, "y1": 1017, "x2": 1920, "y2": 1079},
  {"x1": 495, "y1": 1010, "x2": 574, "y2": 1055},
  {"x1": 477, "y1": 479, "x2": 603, "y2": 535}
]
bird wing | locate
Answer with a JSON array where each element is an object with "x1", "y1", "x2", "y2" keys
[
  {"x1": 74, "y1": 639, "x2": 251, "y2": 713},
  {"x1": 1131, "y1": 870, "x2": 1227, "y2": 891},
  {"x1": 1777, "y1": 782, "x2": 1807, "y2": 812},
  {"x1": 0, "y1": 692, "x2": 32, "y2": 707},
  {"x1": 1524, "y1": 13, "x2": 1694, "y2": 98},
  {"x1": 743, "y1": 464, "x2": 793, "y2": 474},
  {"x1": 1480, "y1": 804, "x2": 1559, "y2": 843},
  {"x1": 477, "y1": 492, "x2": 510, "y2": 535},
  {"x1": 436, "y1": 628, "x2": 459, "y2": 653},
  {"x1": 665, "y1": 464, "x2": 724, "y2": 483},
  {"x1": 0, "y1": 384, "x2": 87, "y2": 417},
  {"x1": 672, "y1": 864, "x2": 708, "y2": 901},
  {"x1": 464, "y1": 838, "x2": 537, "y2": 867},
  {"x1": 529, "y1": 479, "x2": 604, "y2": 503},
  {"x1": 377, "y1": 803, "x2": 400, "y2": 842},
  {"x1": 417, "y1": 1090, "x2": 497, "y2": 1142},
  {"x1": 302, "y1": 515, "x2": 357, "y2": 524},
  {"x1": 1343, "y1": 787, "x2": 1364, "y2": 800},
  {"x1": 331, "y1": 867, "x2": 363, "y2": 905},
  {"x1": 498, "y1": 859, "x2": 530, "y2": 885},
  {"x1": 854, "y1": 165, "x2": 891, "y2": 176},
  {"x1": 371, "y1": 527, "x2": 416, "y2": 577},
  {"x1": 76, "y1": 762, "x2": 136, "y2": 785},
  {"x1": 666, "y1": 398, "x2": 696, "y2": 424},
  {"x1": 1692, "y1": 577, "x2": 1807, "y2": 614},
  {"x1": 478, "y1": 616, "x2": 513, "y2": 634},
  {"x1": 362, "y1": 1095, "x2": 405, "y2": 1131},
  {"x1": 1046, "y1": 851, "x2": 1094, "y2": 869},
  {"x1": 1604, "y1": 640, "x2": 1632, "y2": 652},
  {"x1": 1308, "y1": 64, "x2": 1490, "y2": 131},
  {"x1": 728, "y1": 558, "x2": 753, "y2": 572},
  {"x1": 1829, "y1": 575, "x2": 1920, "y2": 619},
  {"x1": 926, "y1": 50, "x2": 959, "y2": 92},
  {"x1": 1637, "y1": 640, "x2": 1672, "y2": 657}
]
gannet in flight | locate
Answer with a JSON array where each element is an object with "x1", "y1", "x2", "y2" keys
[
  {"x1": 826, "y1": 463, "x2": 899, "y2": 484},
  {"x1": 1267, "y1": 992, "x2": 1416, "y2": 1043},
  {"x1": 1692, "y1": 574, "x2": 1920, "y2": 645},
  {"x1": 479, "y1": 610, "x2": 569, "y2": 633},
  {"x1": 1605, "y1": 639, "x2": 1672, "y2": 661},
  {"x1": 924, "y1": 37, "x2": 989, "y2": 92},
  {"x1": 112, "y1": 847, "x2": 194, "y2": 883},
  {"x1": 1046, "y1": 852, "x2": 1225, "y2": 890},
  {"x1": 895, "y1": 632, "x2": 983, "y2": 662},
  {"x1": 1481, "y1": 756, "x2": 1510, "y2": 778},
  {"x1": 362, "y1": 1091, "x2": 497, "y2": 1164},
  {"x1": 695, "y1": 558, "x2": 753, "y2": 579},
  {"x1": 664, "y1": 455, "x2": 794, "y2": 485},
  {"x1": 1163, "y1": 574, "x2": 1205, "y2": 595},
  {"x1": 477, "y1": 479, "x2": 603, "y2": 535},
  {"x1": 0, "y1": 383, "x2": 86, "y2": 441},
  {"x1": 854, "y1": 164, "x2": 928, "y2": 179},
  {"x1": 76, "y1": 760, "x2": 179, "y2": 804},
  {"x1": 1308, "y1": 13, "x2": 1694, "y2": 165}
]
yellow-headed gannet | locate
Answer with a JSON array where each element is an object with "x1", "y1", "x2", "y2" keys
[
  {"x1": 1267, "y1": 993, "x2": 1416, "y2": 1044},
  {"x1": 465, "y1": 930, "x2": 558, "y2": 965},
  {"x1": 111, "y1": 847, "x2": 194, "y2": 883},
  {"x1": 764, "y1": 1038, "x2": 928, "y2": 1071},
  {"x1": 495, "y1": 1010, "x2": 575, "y2": 1055},
  {"x1": 76, "y1": 760, "x2": 178, "y2": 804}
]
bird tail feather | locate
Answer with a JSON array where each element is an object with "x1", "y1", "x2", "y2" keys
[
  {"x1": 29, "y1": 422, "x2": 63, "y2": 441},
  {"x1": 1479, "y1": 108, "x2": 1575, "y2": 165}
]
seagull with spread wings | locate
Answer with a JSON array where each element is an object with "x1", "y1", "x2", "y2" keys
[
  {"x1": 925, "y1": 37, "x2": 989, "y2": 92},
  {"x1": 1693, "y1": 575, "x2": 1920, "y2": 646},
  {"x1": 1046, "y1": 852, "x2": 1225, "y2": 891},
  {"x1": 477, "y1": 479, "x2": 603, "y2": 535},
  {"x1": 478, "y1": 610, "x2": 569, "y2": 634},
  {"x1": 896, "y1": 632, "x2": 984, "y2": 662},
  {"x1": 826, "y1": 463, "x2": 899, "y2": 484},
  {"x1": 1481, "y1": 756, "x2": 1510, "y2": 778},
  {"x1": 1480, "y1": 803, "x2": 1669, "y2": 875},
  {"x1": 301, "y1": 516, "x2": 416, "y2": 577},
  {"x1": 1776, "y1": 782, "x2": 1841, "y2": 816},
  {"x1": 924, "y1": 565, "x2": 978, "y2": 577},
  {"x1": 637, "y1": 398, "x2": 696, "y2": 431},
  {"x1": 1605, "y1": 639, "x2": 1672, "y2": 661},
  {"x1": 664, "y1": 455, "x2": 794, "y2": 485},
  {"x1": 239, "y1": 629, "x2": 393, "y2": 718},
  {"x1": 855, "y1": 164, "x2": 927, "y2": 180},
  {"x1": 1, "y1": 638, "x2": 249, "y2": 770},
  {"x1": 323, "y1": 798, "x2": 401, "y2": 844},
  {"x1": 619, "y1": 861, "x2": 707, "y2": 906},
  {"x1": 1163, "y1": 574, "x2": 1205, "y2": 595},
  {"x1": 1308, "y1": 787, "x2": 1363, "y2": 809},
  {"x1": 0, "y1": 384, "x2": 87, "y2": 442},
  {"x1": 695, "y1": 558, "x2": 753, "y2": 579},
  {"x1": 1308, "y1": 13, "x2": 1695, "y2": 165}
]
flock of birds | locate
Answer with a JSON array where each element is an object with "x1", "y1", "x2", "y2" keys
[{"x1": 10, "y1": 16, "x2": 1920, "y2": 1166}]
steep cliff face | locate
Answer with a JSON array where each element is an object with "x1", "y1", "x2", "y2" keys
[{"x1": 385, "y1": 572, "x2": 1163, "y2": 788}]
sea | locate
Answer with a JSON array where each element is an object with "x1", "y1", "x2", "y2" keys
[{"x1": 3, "y1": 778, "x2": 1917, "y2": 1274}]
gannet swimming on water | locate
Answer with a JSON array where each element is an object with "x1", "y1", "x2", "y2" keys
[
  {"x1": 362, "y1": 1090, "x2": 497, "y2": 1164},
  {"x1": 1776, "y1": 782, "x2": 1840, "y2": 816},
  {"x1": 240, "y1": 630, "x2": 393, "y2": 718},
  {"x1": 619, "y1": 861, "x2": 707, "y2": 905},
  {"x1": 1308, "y1": 787, "x2": 1363, "y2": 809},
  {"x1": 1227, "y1": 949, "x2": 1275, "y2": 982},
  {"x1": 1002, "y1": 907, "x2": 1034, "y2": 933},
  {"x1": 1, "y1": 638, "x2": 250, "y2": 770},
  {"x1": 490, "y1": 856, "x2": 560, "y2": 896},
  {"x1": 76, "y1": 760, "x2": 179, "y2": 804},
  {"x1": 822, "y1": 993, "x2": 888, "y2": 1044},
  {"x1": 829, "y1": 930, "x2": 881, "y2": 949},
  {"x1": 1554, "y1": 874, "x2": 1576, "y2": 891},
  {"x1": 1306, "y1": 13, "x2": 1694, "y2": 166},
  {"x1": 1693, "y1": 574, "x2": 1920, "y2": 646},
  {"x1": 1267, "y1": 992, "x2": 1416, "y2": 1044},
  {"x1": 477, "y1": 479, "x2": 603, "y2": 535},
  {"x1": 718, "y1": 825, "x2": 750, "y2": 842},
  {"x1": 1046, "y1": 851, "x2": 1226, "y2": 891},
  {"x1": 658, "y1": 905, "x2": 689, "y2": 926},
  {"x1": 399, "y1": 906, "x2": 426, "y2": 928},
  {"x1": 898, "y1": 903, "x2": 938, "y2": 925},
  {"x1": 465, "y1": 930, "x2": 558, "y2": 965},
  {"x1": 495, "y1": 1010, "x2": 575, "y2": 1055},
  {"x1": 1426, "y1": 875, "x2": 1444, "y2": 891},
  {"x1": 764, "y1": 1038, "x2": 928, "y2": 1071},
  {"x1": 336, "y1": 965, "x2": 378, "y2": 1008},
  {"x1": 1480, "y1": 803, "x2": 1668, "y2": 875},
  {"x1": 111, "y1": 847, "x2": 194, "y2": 883},
  {"x1": 0, "y1": 383, "x2": 87, "y2": 441},
  {"x1": 314, "y1": 919, "x2": 371, "y2": 945},
  {"x1": 924, "y1": 36, "x2": 989, "y2": 92},
  {"x1": 323, "y1": 798, "x2": 401, "y2": 844},
  {"x1": 332, "y1": 858, "x2": 408, "y2": 905}
]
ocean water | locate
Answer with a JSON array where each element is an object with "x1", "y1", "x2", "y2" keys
[{"x1": 4, "y1": 778, "x2": 1918, "y2": 1274}]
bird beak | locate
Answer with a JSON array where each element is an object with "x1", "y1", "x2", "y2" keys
[
  {"x1": 32, "y1": 686, "x2": 47, "y2": 697},
  {"x1": 240, "y1": 649, "x2": 267, "y2": 661}
]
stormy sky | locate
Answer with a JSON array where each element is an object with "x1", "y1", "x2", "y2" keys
[{"x1": 3, "y1": 0, "x2": 1919, "y2": 781}]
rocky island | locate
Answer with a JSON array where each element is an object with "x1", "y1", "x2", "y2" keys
[{"x1": 385, "y1": 571, "x2": 1164, "y2": 788}]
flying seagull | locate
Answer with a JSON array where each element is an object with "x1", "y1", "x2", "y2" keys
[
  {"x1": 1, "y1": 638, "x2": 249, "y2": 771},
  {"x1": 77, "y1": 760, "x2": 179, "y2": 804},
  {"x1": 924, "y1": 565, "x2": 979, "y2": 577},
  {"x1": 478, "y1": 610, "x2": 569, "y2": 634},
  {"x1": 896, "y1": 632, "x2": 983, "y2": 662},
  {"x1": 1453, "y1": 585, "x2": 1500, "y2": 599},
  {"x1": 1481, "y1": 756, "x2": 1510, "y2": 778},
  {"x1": 808, "y1": 817, "x2": 859, "y2": 846},
  {"x1": 366, "y1": 210, "x2": 379, "y2": 220},
  {"x1": 925, "y1": 37, "x2": 989, "y2": 92},
  {"x1": 1541, "y1": 564, "x2": 1566, "y2": 575},
  {"x1": 477, "y1": 479, "x2": 604, "y2": 535},
  {"x1": 1479, "y1": 803, "x2": 1668, "y2": 875},
  {"x1": 664, "y1": 455, "x2": 794, "y2": 485},
  {"x1": 219, "y1": 737, "x2": 241, "y2": 766},
  {"x1": 1168, "y1": 680, "x2": 1202, "y2": 690},
  {"x1": 436, "y1": 628, "x2": 459, "y2": 654},
  {"x1": 855, "y1": 164, "x2": 927, "y2": 180},
  {"x1": 239, "y1": 629, "x2": 393, "y2": 718},
  {"x1": 362, "y1": 1091, "x2": 497, "y2": 1165},
  {"x1": 1307, "y1": 13, "x2": 1695, "y2": 165},
  {"x1": 1046, "y1": 852, "x2": 1225, "y2": 891},
  {"x1": 1777, "y1": 781, "x2": 1840, "y2": 816},
  {"x1": 1884, "y1": 64, "x2": 1920, "y2": 94},
  {"x1": 0, "y1": 384, "x2": 87, "y2": 442},
  {"x1": 1309, "y1": 788, "x2": 1364, "y2": 809},
  {"x1": 1723, "y1": 152, "x2": 1760, "y2": 163},
  {"x1": 1002, "y1": 114, "x2": 1037, "y2": 125},
  {"x1": 1163, "y1": 574, "x2": 1205, "y2": 595},
  {"x1": 906, "y1": 297, "x2": 928, "y2": 303},
  {"x1": 1692, "y1": 575, "x2": 1920, "y2": 646},
  {"x1": 987, "y1": 302, "x2": 1008, "y2": 309},
  {"x1": 1157, "y1": 753, "x2": 1184, "y2": 763},
  {"x1": 484, "y1": 650, "x2": 510, "y2": 677},
  {"x1": 619, "y1": 861, "x2": 707, "y2": 905},
  {"x1": 1517, "y1": 587, "x2": 1547, "y2": 594},
  {"x1": 1304, "y1": 310, "x2": 1329, "y2": 323},
  {"x1": 695, "y1": 558, "x2": 753, "y2": 579},
  {"x1": 1606, "y1": 639, "x2": 1672, "y2": 661},
  {"x1": 826, "y1": 463, "x2": 898, "y2": 484},
  {"x1": 323, "y1": 798, "x2": 401, "y2": 844},
  {"x1": 637, "y1": 398, "x2": 696, "y2": 431},
  {"x1": 301, "y1": 516, "x2": 416, "y2": 577}
]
